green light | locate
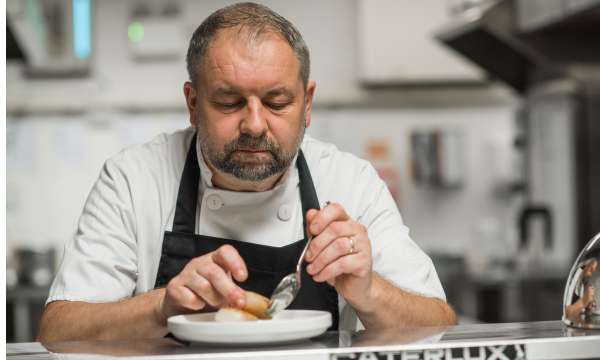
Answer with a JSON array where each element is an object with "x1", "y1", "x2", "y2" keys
[{"x1": 128, "y1": 22, "x2": 144, "y2": 43}]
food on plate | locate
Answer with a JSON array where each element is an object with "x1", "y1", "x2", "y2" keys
[
  {"x1": 214, "y1": 307, "x2": 258, "y2": 321},
  {"x1": 243, "y1": 290, "x2": 271, "y2": 319},
  {"x1": 214, "y1": 291, "x2": 272, "y2": 321}
]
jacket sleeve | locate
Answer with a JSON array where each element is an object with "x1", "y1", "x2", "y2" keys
[{"x1": 46, "y1": 154, "x2": 138, "y2": 304}]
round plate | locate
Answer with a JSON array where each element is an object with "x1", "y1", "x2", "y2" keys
[{"x1": 168, "y1": 310, "x2": 332, "y2": 344}]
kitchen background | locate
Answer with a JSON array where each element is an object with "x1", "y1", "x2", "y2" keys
[{"x1": 6, "y1": 0, "x2": 600, "y2": 342}]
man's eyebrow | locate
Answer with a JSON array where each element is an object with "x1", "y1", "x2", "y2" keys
[
  {"x1": 210, "y1": 87, "x2": 241, "y2": 97},
  {"x1": 209, "y1": 86, "x2": 295, "y2": 99},
  {"x1": 265, "y1": 87, "x2": 295, "y2": 99}
]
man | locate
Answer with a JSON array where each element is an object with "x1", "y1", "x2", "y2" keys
[{"x1": 38, "y1": 2, "x2": 456, "y2": 342}]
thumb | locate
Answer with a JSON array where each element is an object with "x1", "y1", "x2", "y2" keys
[{"x1": 306, "y1": 209, "x2": 318, "y2": 222}]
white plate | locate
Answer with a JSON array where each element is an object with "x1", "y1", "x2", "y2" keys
[{"x1": 168, "y1": 310, "x2": 332, "y2": 345}]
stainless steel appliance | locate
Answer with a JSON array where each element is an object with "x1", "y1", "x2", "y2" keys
[
  {"x1": 437, "y1": 0, "x2": 600, "y2": 265},
  {"x1": 436, "y1": 0, "x2": 600, "y2": 323},
  {"x1": 563, "y1": 232, "x2": 600, "y2": 329},
  {"x1": 518, "y1": 77, "x2": 600, "y2": 270}
]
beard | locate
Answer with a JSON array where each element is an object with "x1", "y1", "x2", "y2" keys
[{"x1": 198, "y1": 122, "x2": 305, "y2": 182}]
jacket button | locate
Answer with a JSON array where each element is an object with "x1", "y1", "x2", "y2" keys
[
  {"x1": 206, "y1": 194, "x2": 224, "y2": 210},
  {"x1": 278, "y1": 204, "x2": 292, "y2": 221}
]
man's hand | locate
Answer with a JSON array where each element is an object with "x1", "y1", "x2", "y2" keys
[
  {"x1": 305, "y1": 202, "x2": 375, "y2": 313},
  {"x1": 304, "y1": 202, "x2": 457, "y2": 329},
  {"x1": 160, "y1": 245, "x2": 248, "y2": 323}
]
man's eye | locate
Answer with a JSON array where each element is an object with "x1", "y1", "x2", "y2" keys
[
  {"x1": 215, "y1": 101, "x2": 242, "y2": 109},
  {"x1": 266, "y1": 102, "x2": 288, "y2": 110}
]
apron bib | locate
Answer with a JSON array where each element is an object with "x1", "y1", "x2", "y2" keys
[{"x1": 154, "y1": 135, "x2": 339, "y2": 329}]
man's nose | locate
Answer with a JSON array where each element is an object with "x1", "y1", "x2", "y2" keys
[{"x1": 240, "y1": 97, "x2": 268, "y2": 137}]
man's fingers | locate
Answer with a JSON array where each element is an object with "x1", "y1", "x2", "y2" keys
[
  {"x1": 165, "y1": 246, "x2": 251, "y2": 316},
  {"x1": 173, "y1": 284, "x2": 206, "y2": 311},
  {"x1": 197, "y1": 263, "x2": 245, "y2": 308},
  {"x1": 312, "y1": 251, "x2": 370, "y2": 283},
  {"x1": 306, "y1": 209, "x2": 318, "y2": 222},
  {"x1": 306, "y1": 221, "x2": 356, "y2": 262},
  {"x1": 212, "y1": 245, "x2": 248, "y2": 282},
  {"x1": 186, "y1": 272, "x2": 224, "y2": 307},
  {"x1": 307, "y1": 236, "x2": 355, "y2": 275},
  {"x1": 313, "y1": 254, "x2": 363, "y2": 283},
  {"x1": 308, "y1": 202, "x2": 349, "y2": 236}
]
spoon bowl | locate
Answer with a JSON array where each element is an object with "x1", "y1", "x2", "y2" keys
[{"x1": 266, "y1": 272, "x2": 301, "y2": 316}]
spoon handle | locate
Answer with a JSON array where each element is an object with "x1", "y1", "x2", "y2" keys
[
  {"x1": 296, "y1": 229, "x2": 314, "y2": 274},
  {"x1": 296, "y1": 201, "x2": 330, "y2": 273}
]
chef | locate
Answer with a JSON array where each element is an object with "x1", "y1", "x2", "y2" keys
[{"x1": 38, "y1": 2, "x2": 456, "y2": 342}]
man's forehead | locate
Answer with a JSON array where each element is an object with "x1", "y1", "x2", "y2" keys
[
  {"x1": 200, "y1": 28, "x2": 302, "y2": 94},
  {"x1": 203, "y1": 63, "x2": 299, "y2": 91},
  {"x1": 205, "y1": 27, "x2": 295, "y2": 64}
]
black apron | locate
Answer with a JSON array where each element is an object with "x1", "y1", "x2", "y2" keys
[{"x1": 154, "y1": 135, "x2": 339, "y2": 330}]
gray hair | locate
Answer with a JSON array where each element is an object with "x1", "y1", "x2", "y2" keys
[{"x1": 186, "y1": 2, "x2": 310, "y2": 88}]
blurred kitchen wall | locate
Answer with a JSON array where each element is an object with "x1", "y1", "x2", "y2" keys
[
  {"x1": 7, "y1": 0, "x2": 529, "y2": 340},
  {"x1": 7, "y1": 0, "x2": 518, "y2": 258}
]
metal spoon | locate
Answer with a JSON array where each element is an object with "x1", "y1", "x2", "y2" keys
[{"x1": 265, "y1": 203, "x2": 328, "y2": 317}]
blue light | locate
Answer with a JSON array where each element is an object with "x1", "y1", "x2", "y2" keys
[{"x1": 73, "y1": 0, "x2": 92, "y2": 60}]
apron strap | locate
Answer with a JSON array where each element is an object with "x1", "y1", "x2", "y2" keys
[
  {"x1": 296, "y1": 150, "x2": 321, "y2": 239},
  {"x1": 172, "y1": 135, "x2": 199, "y2": 233}
]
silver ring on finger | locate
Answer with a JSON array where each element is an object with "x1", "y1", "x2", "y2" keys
[{"x1": 349, "y1": 237, "x2": 356, "y2": 255}]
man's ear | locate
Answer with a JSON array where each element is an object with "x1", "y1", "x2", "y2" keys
[
  {"x1": 304, "y1": 80, "x2": 316, "y2": 128},
  {"x1": 183, "y1": 81, "x2": 198, "y2": 127}
]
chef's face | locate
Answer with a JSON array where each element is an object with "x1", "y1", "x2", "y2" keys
[{"x1": 184, "y1": 27, "x2": 315, "y2": 185}]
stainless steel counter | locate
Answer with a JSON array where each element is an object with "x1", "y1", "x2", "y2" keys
[{"x1": 6, "y1": 321, "x2": 600, "y2": 360}]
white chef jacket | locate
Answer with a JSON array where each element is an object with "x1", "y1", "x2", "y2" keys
[{"x1": 47, "y1": 126, "x2": 446, "y2": 330}]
